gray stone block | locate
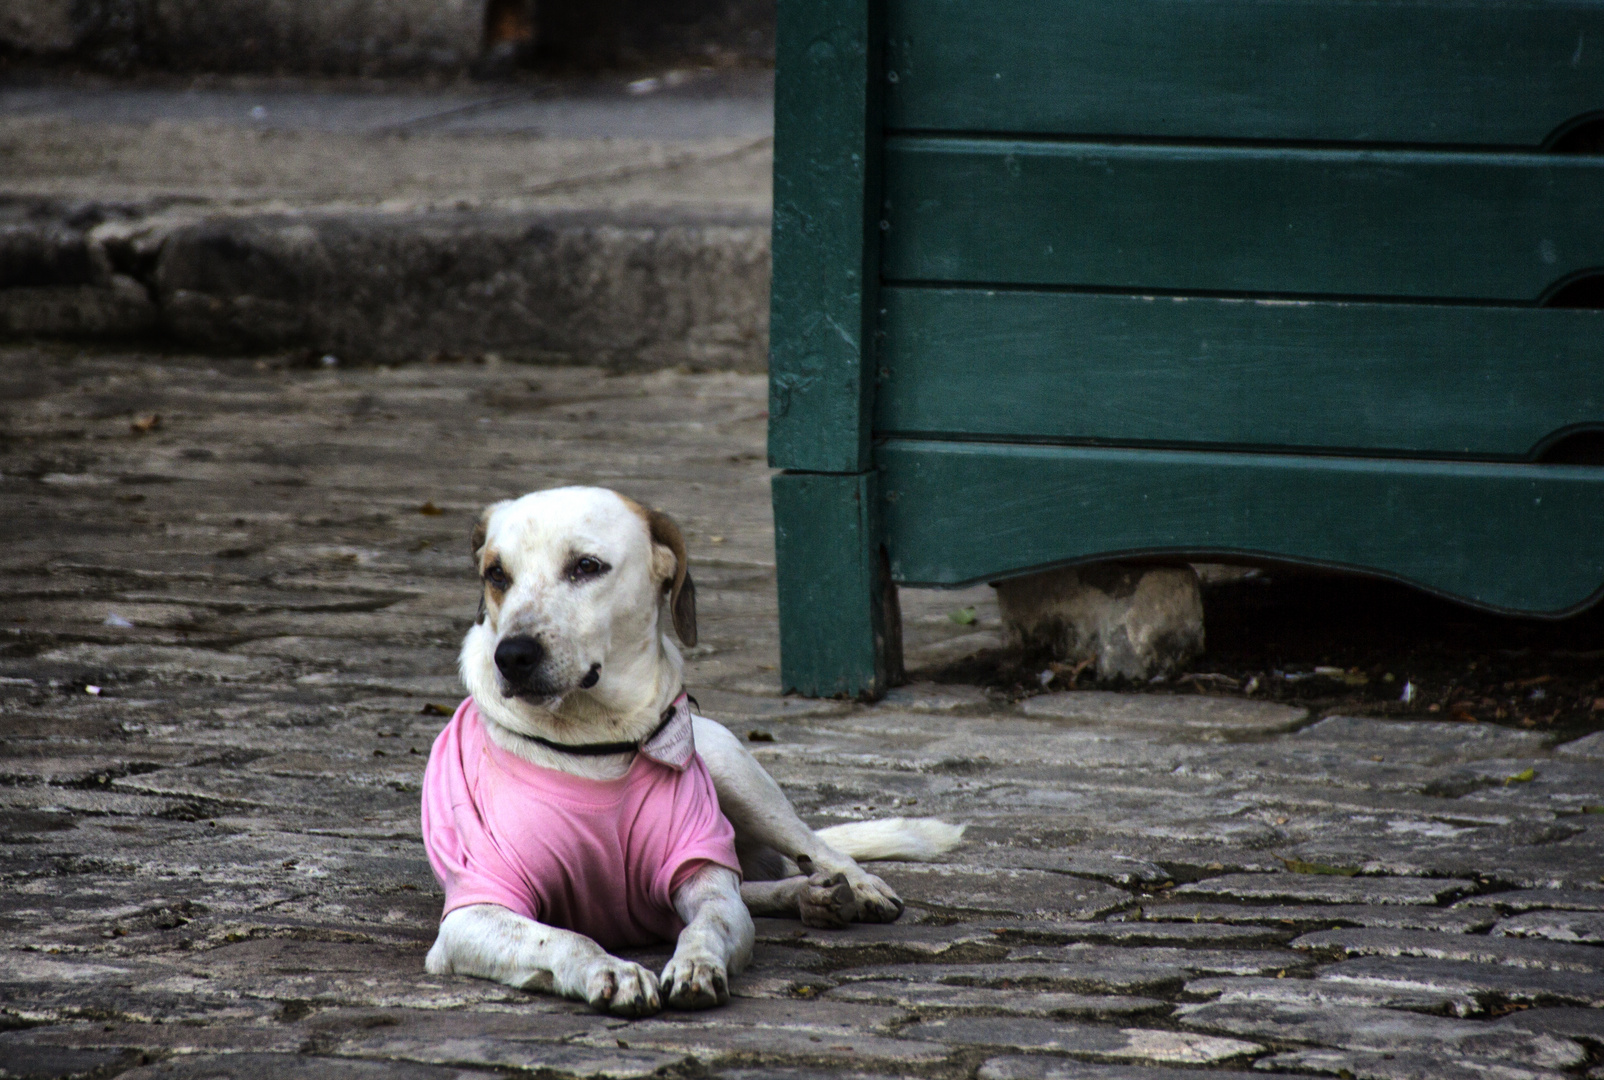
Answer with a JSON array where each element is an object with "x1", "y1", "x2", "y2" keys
[
  {"x1": 830, "y1": 961, "x2": 1185, "y2": 996},
  {"x1": 1320, "y1": 957, "x2": 1604, "y2": 1008},
  {"x1": 1148, "y1": 902, "x2": 1497, "y2": 934},
  {"x1": 1174, "y1": 874, "x2": 1473, "y2": 907},
  {"x1": 1021, "y1": 691, "x2": 1305, "y2": 735},
  {"x1": 1492, "y1": 910, "x2": 1604, "y2": 944},
  {"x1": 877, "y1": 682, "x2": 994, "y2": 714},
  {"x1": 825, "y1": 982, "x2": 1167, "y2": 1018},
  {"x1": 1457, "y1": 889, "x2": 1604, "y2": 913},
  {"x1": 983, "y1": 1064, "x2": 1289, "y2": 1080},
  {"x1": 1286, "y1": 714, "x2": 1548, "y2": 765},
  {"x1": 1004, "y1": 920, "x2": 1290, "y2": 948},
  {"x1": 914, "y1": 1017, "x2": 1262, "y2": 1064},
  {"x1": 1494, "y1": 1007, "x2": 1604, "y2": 1043},
  {"x1": 1294, "y1": 927, "x2": 1604, "y2": 971},
  {"x1": 1176, "y1": 1001, "x2": 1584, "y2": 1067},
  {"x1": 1010, "y1": 944, "x2": 1309, "y2": 978},
  {"x1": 1186, "y1": 974, "x2": 1478, "y2": 1016},
  {"x1": 995, "y1": 563, "x2": 1204, "y2": 681},
  {"x1": 1555, "y1": 731, "x2": 1604, "y2": 760},
  {"x1": 110, "y1": 1055, "x2": 491, "y2": 1080},
  {"x1": 1256, "y1": 1048, "x2": 1571, "y2": 1080}
]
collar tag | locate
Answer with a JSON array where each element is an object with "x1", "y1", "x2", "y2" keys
[{"x1": 640, "y1": 692, "x2": 695, "y2": 770}]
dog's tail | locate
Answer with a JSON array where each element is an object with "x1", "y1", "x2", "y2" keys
[{"x1": 814, "y1": 817, "x2": 966, "y2": 862}]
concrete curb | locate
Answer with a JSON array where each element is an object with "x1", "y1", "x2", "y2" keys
[{"x1": 0, "y1": 202, "x2": 772, "y2": 369}]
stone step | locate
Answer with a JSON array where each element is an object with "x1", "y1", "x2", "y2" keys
[{"x1": 0, "y1": 77, "x2": 774, "y2": 368}]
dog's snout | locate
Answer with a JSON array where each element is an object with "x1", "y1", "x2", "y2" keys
[{"x1": 494, "y1": 635, "x2": 546, "y2": 685}]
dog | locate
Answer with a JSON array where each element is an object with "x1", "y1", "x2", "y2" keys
[{"x1": 421, "y1": 486, "x2": 964, "y2": 1016}]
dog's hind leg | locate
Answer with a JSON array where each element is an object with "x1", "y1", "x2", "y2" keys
[
  {"x1": 426, "y1": 903, "x2": 661, "y2": 1017},
  {"x1": 662, "y1": 863, "x2": 753, "y2": 1009},
  {"x1": 692, "y1": 716, "x2": 905, "y2": 923}
]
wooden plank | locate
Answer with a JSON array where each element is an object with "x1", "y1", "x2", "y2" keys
[
  {"x1": 876, "y1": 288, "x2": 1604, "y2": 457},
  {"x1": 767, "y1": 0, "x2": 884, "y2": 474},
  {"x1": 877, "y1": 441, "x2": 1604, "y2": 615},
  {"x1": 885, "y1": 0, "x2": 1604, "y2": 147},
  {"x1": 882, "y1": 140, "x2": 1604, "y2": 301},
  {"x1": 773, "y1": 470, "x2": 903, "y2": 699}
]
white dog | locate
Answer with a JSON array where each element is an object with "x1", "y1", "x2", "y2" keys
[{"x1": 421, "y1": 486, "x2": 963, "y2": 1016}]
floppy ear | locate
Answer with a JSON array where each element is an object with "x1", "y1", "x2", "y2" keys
[
  {"x1": 470, "y1": 509, "x2": 490, "y2": 565},
  {"x1": 646, "y1": 508, "x2": 697, "y2": 647},
  {"x1": 470, "y1": 507, "x2": 494, "y2": 624}
]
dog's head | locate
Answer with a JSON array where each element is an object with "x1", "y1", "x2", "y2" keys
[{"x1": 459, "y1": 487, "x2": 696, "y2": 733}]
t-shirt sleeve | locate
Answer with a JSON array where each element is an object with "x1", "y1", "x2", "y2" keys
[
  {"x1": 421, "y1": 705, "x2": 541, "y2": 922},
  {"x1": 650, "y1": 753, "x2": 743, "y2": 910}
]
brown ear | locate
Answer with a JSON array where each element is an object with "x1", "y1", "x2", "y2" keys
[
  {"x1": 646, "y1": 508, "x2": 697, "y2": 647},
  {"x1": 470, "y1": 508, "x2": 491, "y2": 564}
]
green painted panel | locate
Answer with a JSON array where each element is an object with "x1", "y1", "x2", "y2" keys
[
  {"x1": 772, "y1": 470, "x2": 902, "y2": 699},
  {"x1": 882, "y1": 140, "x2": 1604, "y2": 301},
  {"x1": 877, "y1": 288, "x2": 1604, "y2": 457},
  {"x1": 877, "y1": 441, "x2": 1604, "y2": 615},
  {"x1": 885, "y1": 0, "x2": 1604, "y2": 147},
  {"x1": 768, "y1": 0, "x2": 884, "y2": 474}
]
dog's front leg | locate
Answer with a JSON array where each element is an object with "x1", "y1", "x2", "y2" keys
[
  {"x1": 662, "y1": 863, "x2": 753, "y2": 1009},
  {"x1": 426, "y1": 903, "x2": 661, "y2": 1017},
  {"x1": 692, "y1": 717, "x2": 904, "y2": 922}
]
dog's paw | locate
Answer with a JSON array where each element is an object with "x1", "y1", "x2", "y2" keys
[
  {"x1": 660, "y1": 949, "x2": 730, "y2": 1010},
  {"x1": 799, "y1": 871, "x2": 858, "y2": 929},
  {"x1": 844, "y1": 869, "x2": 905, "y2": 923},
  {"x1": 580, "y1": 957, "x2": 661, "y2": 1017}
]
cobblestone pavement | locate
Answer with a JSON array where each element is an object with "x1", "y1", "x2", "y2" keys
[{"x1": 2, "y1": 344, "x2": 1602, "y2": 1080}]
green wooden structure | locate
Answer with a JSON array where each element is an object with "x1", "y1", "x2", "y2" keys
[{"x1": 769, "y1": 0, "x2": 1604, "y2": 699}]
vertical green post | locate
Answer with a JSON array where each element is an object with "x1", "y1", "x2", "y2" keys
[
  {"x1": 768, "y1": 0, "x2": 884, "y2": 472},
  {"x1": 768, "y1": 0, "x2": 899, "y2": 696},
  {"x1": 773, "y1": 471, "x2": 904, "y2": 699}
]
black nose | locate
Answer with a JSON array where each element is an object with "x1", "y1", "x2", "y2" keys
[{"x1": 494, "y1": 635, "x2": 546, "y2": 685}]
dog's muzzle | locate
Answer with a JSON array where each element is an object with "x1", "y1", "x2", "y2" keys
[{"x1": 494, "y1": 634, "x2": 557, "y2": 697}]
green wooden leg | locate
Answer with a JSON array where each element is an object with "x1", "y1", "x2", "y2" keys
[{"x1": 772, "y1": 470, "x2": 904, "y2": 699}]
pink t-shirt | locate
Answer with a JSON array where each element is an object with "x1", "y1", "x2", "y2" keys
[{"x1": 421, "y1": 698, "x2": 741, "y2": 950}]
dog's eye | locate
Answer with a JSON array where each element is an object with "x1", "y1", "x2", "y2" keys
[
  {"x1": 568, "y1": 555, "x2": 609, "y2": 581},
  {"x1": 484, "y1": 564, "x2": 510, "y2": 590}
]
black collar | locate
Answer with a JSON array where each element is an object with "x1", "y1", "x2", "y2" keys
[{"x1": 515, "y1": 692, "x2": 692, "y2": 757}]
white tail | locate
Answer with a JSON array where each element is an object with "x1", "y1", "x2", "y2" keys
[{"x1": 814, "y1": 817, "x2": 966, "y2": 862}]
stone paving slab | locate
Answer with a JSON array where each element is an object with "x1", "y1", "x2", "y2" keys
[
  {"x1": 1020, "y1": 691, "x2": 1307, "y2": 736},
  {"x1": 1319, "y1": 957, "x2": 1604, "y2": 1008},
  {"x1": 1492, "y1": 909, "x2": 1604, "y2": 943},
  {"x1": 1458, "y1": 888, "x2": 1604, "y2": 913},
  {"x1": 1, "y1": 348, "x2": 1601, "y2": 1079},
  {"x1": 1256, "y1": 1048, "x2": 1571, "y2": 1080},
  {"x1": 912, "y1": 1016, "x2": 1264, "y2": 1064},
  {"x1": 1147, "y1": 901, "x2": 1497, "y2": 934},
  {"x1": 1295, "y1": 927, "x2": 1604, "y2": 971},
  {"x1": 1185, "y1": 974, "x2": 1479, "y2": 1016},
  {"x1": 1174, "y1": 874, "x2": 1474, "y2": 906},
  {"x1": 823, "y1": 982, "x2": 1169, "y2": 1018},
  {"x1": 981, "y1": 1063, "x2": 1289, "y2": 1080},
  {"x1": 1174, "y1": 1001, "x2": 1585, "y2": 1066}
]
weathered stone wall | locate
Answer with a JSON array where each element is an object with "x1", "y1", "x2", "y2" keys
[
  {"x1": 0, "y1": 0, "x2": 775, "y2": 73},
  {"x1": 4, "y1": 0, "x2": 488, "y2": 74}
]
